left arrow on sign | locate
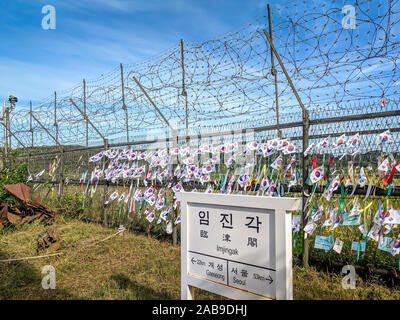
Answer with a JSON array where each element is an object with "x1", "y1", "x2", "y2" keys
[{"x1": 191, "y1": 258, "x2": 196, "y2": 264}]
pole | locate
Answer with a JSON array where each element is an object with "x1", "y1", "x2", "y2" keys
[
  {"x1": 3, "y1": 100, "x2": 8, "y2": 159},
  {"x1": 59, "y1": 147, "x2": 64, "y2": 197},
  {"x1": 131, "y1": 74, "x2": 178, "y2": 246},
  {"x1": 54, "y1": 91, "x2": 58, "y2": 144},
  {"x1": 103, "y1": 138, "x2": 109, "y2": 227},
  {"x1": 54, "y1": 91, "x2": 64, "y2": 198},
  {"x1": 30, "y1": 100, "x2": 33, "y2": 149},
  {"x1": 83, "y1": 80, "x2": 89, "y2": 171},
  {"x1": 263, "y1": 28, "x2": 310, "y2": 267},
  {"x1": 8, "y1": 107, "x2": 11, "y2": 152},
  {"x1": 263, "y1": 30, "x2": 307, "y2": 115},
  {"x1": 172, "y1": 130, "x2": 178, "y2": 247},
  {"x1": 180, "y1": 39, "x2": 188, "y2": 141},
  {"x1": 29, "y1": 100, "x2": 33, "y2": 172},
  {"x1": 83, "y1": 80, "x2": 88, "y2": 149},
  {"x1": 267, "y1": 4, "x2": 281, "y2": 139},
  {"x1": 131, "y1": 76, "x2": 176, "y2": 133},
  {"x1": 302, "y1": 110, "x2": 310, "y2": 268},
  {"x1": 30, "y1": 112, "x2": 60, "y2": 146},
  {"x1": 0, "y1": 122, "x2": 26, "y2": 148},
  {"x1": 120, "y1": 64, "x2": 129, "y2": 146},
  {"x1": 69, "y1": 98, "x2": 107, "y2": 146}
]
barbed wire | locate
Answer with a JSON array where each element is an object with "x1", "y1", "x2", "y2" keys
[{"x1": 4, "y1": 0, "x2": 400, "y2": 154}]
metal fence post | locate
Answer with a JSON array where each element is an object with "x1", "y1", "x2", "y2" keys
[
  {"x1": 30, "y1": 100, "x2": 33, "y2": 149},
  {"x1": 103, "y1": 138, "x2": 109, "y2": 227},
  {"x1": 59, "y1": 147, "x2": 64, "y2": 197},
  {"x1": 3, "y1": 101, "x2": 8, "y2": 159},
  {"x1": 54, "y1": 91, "x2": 64, "y2": 198},
  {"x1": 301, "y1": 109, "x2": 310, "y2": 268},
  {"x1": 172, "y1": 130, "x2": 178, "y2": 246},
  {"x1": 120, "y1": 63, "x2": 129, "y2": 146},
  {"x1": 180, "y1": 39, "x2": 188, "y2": 141},
  {"x1": 83, "y1": 79, "x2": 89, "y2": 170},
  {"x1": 131, "y1": 75, "x2": 179, "y2": 245},
  {"x1": 29, "y1": 100, "x2": 33, "y2": 173},
  {"x1": 267, "y1": 4, "x2": 281, "y2": 139},
  {"x1": 263, "y1": 26, "x2": 311, "y2": 267}
]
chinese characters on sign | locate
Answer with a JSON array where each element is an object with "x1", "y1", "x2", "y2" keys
[
  {"x1": 178, "y1": 193, "x2": 298, "y2": 300},
  {"x1": 188, "y1": 204, "x2": 276, "y2": 298}
]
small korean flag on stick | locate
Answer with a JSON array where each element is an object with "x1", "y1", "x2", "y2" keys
[
  {"x1": 391, "y1": 234, "x2": 400, "y2": 256},
  {"x1": 288, "y1": 174, "x2": 297, "y2": 188},
  {"x1": 332, "y1": 134, "x2": 346, "y2": 150},
  {"x1": 105, "y1": 191, "x2": 118, "y2": 204},
  {"x1": 118, "y1": 192, "x2": 125, "y2": 202},
  {"x1": 304, "y1": 143, "x2": 315, "y2": 157},
  {"x1": 271, "y1": 156, "x2": 283, "y2": 170},
  {"x1": 378, "y1": 158, "x2": 390, "y2": 172},
  {"x1": 310, "y1": 167, "x2": 324, "y2": 184},
  {"x1": 346, "y1": 133, "x2": 360, "y2": 149},
  {"x1": 377, "y1": 130, "x2": 392, "y2": 145},
  {"x1": 322, "y1": 208, "x2": 337, "y2": 228},
  {"x1": 146, "y1": 210, "x2": 155, "y2": 223},
  {"x1": 174, "y1": 215, "x2": 181, "y2": 225},
  {"x1": 316, "y1": 137, "x2": 329, "y2": 150},
  {"x1": 357, "y1": 167, "x2": 368, "y2": 187}
]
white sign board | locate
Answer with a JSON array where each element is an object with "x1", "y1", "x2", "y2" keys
[{"x1": 176, "y1": 192, "x2": 300, "y2": 300}]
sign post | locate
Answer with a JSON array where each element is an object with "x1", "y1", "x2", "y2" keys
[{"x1": 176, "y1": 193, "x2": 300, "y2": 300}]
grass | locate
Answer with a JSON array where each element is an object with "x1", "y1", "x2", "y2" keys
[
  {"x1": 1, "y1": 217, "x2": 400, "y2": 300},
  {"x1": 293, "y1": 266, "x2": 400, "y2": 300},
  {"x1": 0, "y1": 217, "x2": 218, "y2": 300}
]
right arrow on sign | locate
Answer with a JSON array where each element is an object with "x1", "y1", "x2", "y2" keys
[{"x1": 267, "y1": 275, "x2": 273, "y2": 284}]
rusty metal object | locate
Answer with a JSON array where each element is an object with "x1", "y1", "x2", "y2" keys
[
  {"x1": 36, "y1": 230, "x2": 60, "y2": 254},
  {"x1": 0, "y1": 183, "x2": 56, "y2": 228},
  {"x1": 4, "y1": 183, "x2": 43, "y2": 206}
]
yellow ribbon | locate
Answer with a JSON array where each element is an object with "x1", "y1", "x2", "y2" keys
[
  {"x1": 256, "y1": 164, "x2": 266, "y2": 184},
  {"x1": 359, "y1": 200, "x2": 374, "y2": 213}
]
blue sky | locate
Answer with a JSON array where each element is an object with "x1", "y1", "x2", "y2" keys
[
  {"x1": 0, "y1": 0, "x2": 269, "y2": 104},
  {"x1": 1, "y1": 0, "x2": 398, "y2": 150}
]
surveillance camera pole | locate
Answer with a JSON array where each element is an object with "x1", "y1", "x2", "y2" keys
[{"x1": 3, "y1": 100, "x2": 9, "y2": 159}]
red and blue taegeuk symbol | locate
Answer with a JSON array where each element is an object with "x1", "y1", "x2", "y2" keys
[{"x1": 262, "y1": 180, "x2": 268, "y2": 187}]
